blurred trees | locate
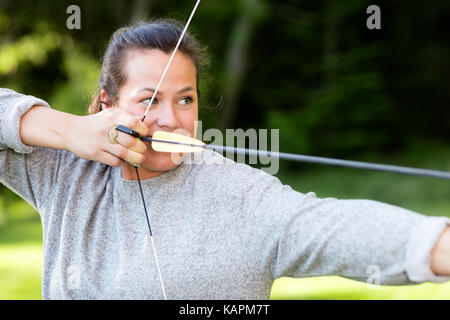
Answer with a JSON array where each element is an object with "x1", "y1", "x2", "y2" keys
[{"x1": 0, "y1": 0, "x2": 449, "y2": 157}]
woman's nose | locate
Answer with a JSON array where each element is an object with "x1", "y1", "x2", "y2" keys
[{"x1": 155, "y1": 101, "x2": 177, "y2": 129}]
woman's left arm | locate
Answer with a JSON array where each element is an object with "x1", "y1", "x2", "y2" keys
[{"x1": 232, "y1": 163, "x2": 450, "y2": 285}]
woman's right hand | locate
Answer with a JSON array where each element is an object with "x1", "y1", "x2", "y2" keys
[{"x1": 66, "y1": 108, "x2": 148, "y2": 167}]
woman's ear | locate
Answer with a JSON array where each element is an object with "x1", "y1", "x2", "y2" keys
[{"x1": 100, "y1": 89, "x2": 114, "y2": 109}]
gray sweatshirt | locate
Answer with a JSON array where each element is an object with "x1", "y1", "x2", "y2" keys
[{"x1": 1, "y1": 88, "x2": 450, "y2": 300}]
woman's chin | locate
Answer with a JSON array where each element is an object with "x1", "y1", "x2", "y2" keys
[{"x1": 141, "y1": 152, "x2": 182, "y2": 172}]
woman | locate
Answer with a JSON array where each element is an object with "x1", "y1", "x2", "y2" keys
[{"x1": 1, "y1": 20, "x2": 450, "y2": 300}]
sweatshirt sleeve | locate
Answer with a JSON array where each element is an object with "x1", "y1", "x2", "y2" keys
[
  {"x1": 234, "y1": 163, "x2": 450, "y2": 285},
  {"x1": 0, "y1": 88, "x2": 63, "y2": 212}
]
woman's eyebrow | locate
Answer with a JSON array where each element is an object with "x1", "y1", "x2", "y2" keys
[
  {"x1": 136, "y1": 86, "x2": 195, "y2": 95},
  {"x1": 177, "y1": 86, "x2": 195, "y2": 94}
]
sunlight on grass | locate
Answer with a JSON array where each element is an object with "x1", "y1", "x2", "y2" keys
[
  {"x1": 270, "y1": 276, "x2": 450, "y2": 300},
  {"x1": 0, "y1": 243, "x2": 42, "y2": 299},
  {"x1": 3, "y1": 240, "x2": 450, "y2": 300}
]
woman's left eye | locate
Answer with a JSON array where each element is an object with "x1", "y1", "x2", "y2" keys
[{"x1": 179, "y1": 96, "x2": 193, "y2": 105}]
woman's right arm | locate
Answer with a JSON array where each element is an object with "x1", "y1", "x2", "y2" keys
[
  {"x1": 20, "y1": 105, "x2": 77, "y2": 151},
  {"x1": 0, "y1": 88, "x2": 65, "y2": 211},
  {"x1": 0, "y1": 88, "x2": 148, "y2": 210},
  {"x1": 19, "y1": 98, "x2": 148, "y2": 167}
]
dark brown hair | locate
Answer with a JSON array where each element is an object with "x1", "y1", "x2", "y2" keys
[{"x1": 88, "y1": 19, "x2": 208, "y2": 114}]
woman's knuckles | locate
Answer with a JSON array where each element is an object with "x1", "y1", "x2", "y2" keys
[
  {"x1": 108, "y1": 157, "x2": 122, "y2": 167},
  {"x1": 117, "y1": 134, "x2": 146, "y2": 153},
  {"x1": 116, "y1": 145, "x2": 128, "y2": 159}
]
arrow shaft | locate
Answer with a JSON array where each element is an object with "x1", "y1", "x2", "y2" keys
[
  {"x1": 206, "y1": 145, "x2": 450, "y2": 180},
  {"x1": 140, "y1": 135, "x2": 450, "y2": 179}
]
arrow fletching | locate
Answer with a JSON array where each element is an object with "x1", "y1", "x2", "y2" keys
[{"x1": 150, "y1": 131, "x2": 205, "y2": 153}]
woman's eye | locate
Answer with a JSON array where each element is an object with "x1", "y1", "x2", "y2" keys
[
  {"x1": 141, "y1": 97, "x2": 157, "y2": 105},
  {"x1": 179, "y1": 96, "x2": 193, "y2": 105}
]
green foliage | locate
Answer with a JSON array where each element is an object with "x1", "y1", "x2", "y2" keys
[
  {"x1": 0, "y1": 18, "x2": 99, "y2": 114},
  {"x1": 48, "y1": 40, "x2": 100, "y2": 115},
  {"x1": 0, "y1": 21, "x2": 60, "y2": 70},
  {"x1": 1, "y1": 0, "x2": 449, "y2": 153}
]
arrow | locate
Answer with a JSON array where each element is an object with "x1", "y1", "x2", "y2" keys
[{"x1": 116, "y1": 125, "x2": 450, "y2": 180}]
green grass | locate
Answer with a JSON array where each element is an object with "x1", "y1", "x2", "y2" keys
[
  {"x1": 0, "y1": 202, "x2": 43, "y2": 299},
  {"x1": 0, "y1": 144, "x2": 449, "y2": 299},
  {"x1": 270, "y1": 276, "x2": 450, "y2": 299},
  {"x1": 0, "y1": 242, "x2": 42, "y2": 300}
]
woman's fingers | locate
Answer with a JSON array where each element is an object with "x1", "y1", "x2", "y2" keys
[
  {"x1": 105, "y1": 142, "x2": 146, "y2": 166},
  {"x1": 111, "y1": 119, "x2": 148, "y2": 164},
  {"x1": 69, "y1": 108, "x2": 150, "y2": 167},
  {"x1": 102, "y1": 110, "x2": 149, "y2": 164},
  {"x1": 115, "y1": 130, "x2": 147, "y2": 154},
  {"x1": 117, "y1": 116, "x2": 149, "y2": 138},
  {"x1": 98, "y1": 151, "x2": 124, "y2": 168}
]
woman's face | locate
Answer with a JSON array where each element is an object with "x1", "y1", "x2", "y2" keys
[{"x1": 110, "y1": 49, "x2": 198, "y2": 178}]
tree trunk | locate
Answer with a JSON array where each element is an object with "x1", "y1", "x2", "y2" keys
[{"x1": 219, "y1": 0, "x2": 262, "y2": 130}]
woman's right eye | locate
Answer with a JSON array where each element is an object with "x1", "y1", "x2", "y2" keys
[{"x1": 141, "y1": 97, "x2": 158, "y2": 105}]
